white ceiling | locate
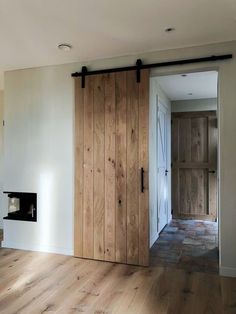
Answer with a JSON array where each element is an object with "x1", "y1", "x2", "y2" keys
[
  {"x1": 0, "y1": 0, "x2": 236, "y2": 89},
  {"x1": 157, "y1": 71, "x2": 218, "y2": 100}
]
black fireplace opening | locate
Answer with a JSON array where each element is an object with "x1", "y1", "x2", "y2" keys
[{"x1": 3, "y1": 192, "x2": 37, "y2": 222}]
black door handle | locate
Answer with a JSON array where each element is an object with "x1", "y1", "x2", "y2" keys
[
  {"x1": 141, "y1": 168, "x2": 144, "y2": 193},
  {"x1": 208, "y1": 170, "x2": 216, "y2": 174},
  {"x1": 165, "y1": 169, "x2": 169, "y2": 176}
]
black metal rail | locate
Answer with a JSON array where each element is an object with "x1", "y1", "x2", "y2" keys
[{"x1": 71, "y1": 54, "x2": 232, "y2": 88}]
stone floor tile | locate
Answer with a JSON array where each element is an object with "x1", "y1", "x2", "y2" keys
[{"x1": 150, "y1": 219, "x2": 218, "y2": 274}]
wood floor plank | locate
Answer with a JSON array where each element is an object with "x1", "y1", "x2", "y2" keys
[
  {"x1": 56, "y1": 261, "x2": 115, "y2": 313},
  {"x1": 221, "y1": 276, "x2": 236, "y2": 314},
  {"x1": 0, "y1": 257, "x2": 76, "y2": 314},
  {"x1": 138, "y1": 267, "x2": 170, "y2": 314},
  {"x1": 0, "y1": 252, "x2": 67, "y2": 313},
  {"x1": 17, "y1": 258, "x2": 95, "y2": 313},
  {"x1": 0, "y1": 251, "x2": 49, "y2": 292},
  {"x1": 113, "y1": 267, "x2": 161, "y2": 314},
  {"x1": 85, "y1": 264, "x2": 136, "y2": 313},
  {"x1": 1, "y1": 247, "x2": 236, "y2": 314},
  {"x1": 185, "y1": 272, "x2": 223, "y2": 314},
  {"x1": 69, "y1": 263, "x2": 125, "y2": 313}
]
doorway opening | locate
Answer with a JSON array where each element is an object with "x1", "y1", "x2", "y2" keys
[{"x1": 149, "y1": 70, "x2": 219, "y2": 274}]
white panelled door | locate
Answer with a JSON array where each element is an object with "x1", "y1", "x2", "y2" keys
[{"x1": 157, "y1": 102, "x2": 169, "y2": 233}]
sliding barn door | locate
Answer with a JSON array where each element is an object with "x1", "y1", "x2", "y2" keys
[
  {"x1": 74, "y1": 70, "x2": 149, "y2": 266},
  {"x1": 172, "y1": 111, "x2": 217, "y2": 221}
]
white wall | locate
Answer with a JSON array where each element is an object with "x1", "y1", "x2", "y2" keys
[
  {"x1": 149, "y1": 78, "x2": 171, "y2": 247},
  {"x1": 171, "y1": 98, "x2": 217, "y2": 112},
  {"x1": 0, "y1": 91, "x2": 4, "y2": 228},
  {"x1": 2, "y1": 67, "x2": 74, "y2": 254},
  {"x1": 3, "y1": 40, "x2": 236, "y2": 276}
]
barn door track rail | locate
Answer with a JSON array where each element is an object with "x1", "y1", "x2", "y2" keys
[{"x1": 71, "y1": 54, "x2": 232, "y2": 88}]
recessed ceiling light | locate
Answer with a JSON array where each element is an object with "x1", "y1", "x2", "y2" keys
[
  {"x1": 165, "y1": 27, "x2": 175, "y2": 33},
  {"x1": 58, "y1": 43, "x2": 72, "y2": 51}
]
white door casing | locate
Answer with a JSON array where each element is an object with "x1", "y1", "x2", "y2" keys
[{"x1": 157, "y1": 101, "x2": 169, "y2": 233}]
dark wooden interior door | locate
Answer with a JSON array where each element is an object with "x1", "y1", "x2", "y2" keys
[
  {"x1": 74, "y1": 70, "x2": 149, "y2": 266},
  {"x1": 172, "y1": 111, "x2": 217, "y2": 221}
]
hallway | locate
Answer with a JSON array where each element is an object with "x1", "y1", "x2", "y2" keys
[{"x1": 150, "y1": 219, "x2": 218, "y2": 273}]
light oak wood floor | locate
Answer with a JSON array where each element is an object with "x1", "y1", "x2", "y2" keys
[{"x1": 0, "y1": 248, "x2": 236, "y2": 314}]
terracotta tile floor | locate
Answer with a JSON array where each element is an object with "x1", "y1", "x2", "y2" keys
[{"x1": 150, "y1": 219, "x2": 219, "y2": 274}]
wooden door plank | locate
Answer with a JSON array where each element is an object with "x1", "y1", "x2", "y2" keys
[
  {"x1": 172, "y1": 168, "x2": 180, "y2": 217},
  {"x1": 104, "y1": 73, "x2": 116, "y2": 262},
  {"x1": 171, "y1": 116, "x2": 179, "y2": 163},
  {"x1": 93, "y1": 75, "x2": 105, "y2": 260},
  {"x1": 115, "y1": 72, "x2": 127, "y2": 263},
  {"x1": 126, "y1": 70, "x2": 139, "y2": 265},
  {"x1": 83, "y1": 76, "x2": 94, "y2": 259},
  {"x1": 74, "y1": 78, "x2": 84, "y2": 257},
  {"x1": 179, "y1": 117, "x2": 191, "y2": 162},
  {"x1": 179, "y1": 169, "x2": 191, "y2": 214},
  {"x1": 172, "y1": 110, "x2": 216, "y2": 118},
  {"x1": 191, "y1": 169, "x2": 208, "y2": 215},
  {"x1": 191, "y1": 117, "x2": 208, "y2": 162},
  {"x1": 172, "y1": 117, "x2": 180, "y2": 216},
  {"x1": 172, "y1": 162, "x2": 213, "y2": 169},
  {"x1": 138, "y1": 69, "x2": 149, "y2": 266},
  {"x1": 208, "y1": 115, "x2": 217, "y2": 165}
]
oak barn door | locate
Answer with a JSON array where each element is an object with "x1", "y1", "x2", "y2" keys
[
  {"x1": 172, "y1": 111, "x2": 217, "y2": 221},
  {"x1": 74, "y1": 70, "x2": 149, "y2": 266}
]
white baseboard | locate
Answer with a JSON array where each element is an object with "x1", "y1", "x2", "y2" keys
[
  {"x1": 1, "y1": 240, "x2": 73, "y2": 256},
  {"x1": 150, "y1": 231, "x2": 159, "y2": 248},
  {"x1": 220, "y1": 266, "x2": 236, "y2": 278},
  {"x1": 168, "y1": 213, "x2": 172, "y2": 224}
]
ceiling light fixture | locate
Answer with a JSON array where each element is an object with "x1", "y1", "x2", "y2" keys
[
  {"x1": 165, "y1": 27, "x2": 175, "y2": 33},
  {"x1": 58, "y1": 43, "x2": 72, "y2": 51}
]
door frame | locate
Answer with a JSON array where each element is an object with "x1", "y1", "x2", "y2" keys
[{"x1": 150, "y1": 66, "x2": 220, "y2": 266}]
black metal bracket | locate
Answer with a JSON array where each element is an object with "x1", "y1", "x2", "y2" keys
[
  {"x1": 136, "y1": 59, "x2": 142, "y2": 83},
  {"x1": 81, "y1": 66, "x2": 88, "y2": 88}
]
